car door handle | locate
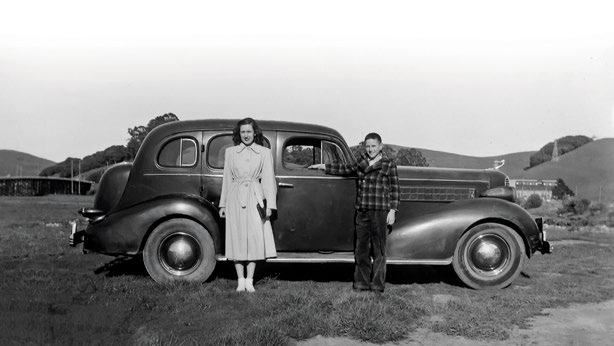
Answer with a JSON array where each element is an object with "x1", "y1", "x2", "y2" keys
[{"x1": 278, "y1": 182, "x2": 294, "y2": 188}]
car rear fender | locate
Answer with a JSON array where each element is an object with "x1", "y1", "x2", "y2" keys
[
  {"x1": 137, "y1": 194, "x2": 222, "y2": 255},
  {"x1": 86, "y1": 194, "x2": 222, "y2": 256}
]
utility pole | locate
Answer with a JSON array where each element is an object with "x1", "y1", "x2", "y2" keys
[
  {"x1": 599, "y1": 186, "x2": 602, "y2": 204},
  {"x1": 71, "y1": 160, "x2": 74, "y2": 195},
  {"x1": 78, "y1": 159, "x2": 81, "y2": 195}
]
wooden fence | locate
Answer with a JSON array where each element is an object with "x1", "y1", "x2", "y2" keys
[{"x1": 0, "y1": 177, "x2": 93, "y2": 196}]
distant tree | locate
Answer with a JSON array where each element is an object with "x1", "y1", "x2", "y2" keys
[
  {"x1": 283, "y1": 145, "x2": 316, "y2": 166},
  {"x1": 349, "y1": 144, "x2": 429, "y2": 167},
  {"x1": 39, "y1": 146, "x2": 131, "y2": 179},
  {"x1": 382, "y1": 145, "x2": 395, "y2": 160},
  {"x1": 39, "y1": 157, "x2": 80, "y2": 178},
  {"x1": 80, "y1": 145, "x2": 131, "y2": 173},
  {"x1": 523, "y1": 193, "x2": 543, "y2": 209},
  {"x1": 350, "y1": 142, "x2": 364, "y2": 160},
  {"x1": 558, "y1": 198, "x2": 591, "y2": 215},
  {"x1": 395, "y1": 148, "x2": 429, "y2": 167},
  {"x1": 551, "y1": 178, "x2": 575, "y2": 200},
  {"x1": 127, "y1": 113, "x2": 180, "y2": 158},
  {"x1": 528, "y1": 135, "x2": 592, "y2": 168}
]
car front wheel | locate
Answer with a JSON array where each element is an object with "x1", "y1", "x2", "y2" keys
[
  {"x1": 452, "y1": 223, "x2": 525, "y2": 289},
  {"x1": 143, "y1": 218, "x2": 216, "y2": 283}
]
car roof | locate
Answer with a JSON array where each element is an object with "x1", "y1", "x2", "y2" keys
[{"x1": 153, "y1": 119, "x2": 345, "y2": 139}]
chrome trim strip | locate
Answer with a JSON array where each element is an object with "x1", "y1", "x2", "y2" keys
[
  {"x1": 144, "y1": 174, "x2": 488, "y2": 184},
  {"x1": 143, "y1": 173, "x2": 204, "y2": 177},
  {"x1": 276, "y1": 175, "x2": 355, "y2": 180},
  {"x1": 143, "y1": 173, "x2": 353, "y2": 180},
  {"x1": 387, "y1": 258, "x2": 452, "y2": 265}
]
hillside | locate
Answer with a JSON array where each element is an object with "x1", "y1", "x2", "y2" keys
[
  {"x1": 397, "y1": 146, "x2": 533, "y2": 178},
  {"x1": 0, "y1": 150, "x2": 56, "y2": 177},
  {"x1": 389, "y1": 138, "x2": 613, "y2": 202},
  {"x1": 516, "y1": 138, "x2": 614, "y2": 202}
]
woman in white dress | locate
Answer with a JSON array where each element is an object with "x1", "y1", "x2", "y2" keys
[{"x1": 218, "y1": 118, "x2": 277, "y2": 292}]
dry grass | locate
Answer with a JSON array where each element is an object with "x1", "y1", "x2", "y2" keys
[{"x1": 1, "y1": 195, "x2": 613, "y2": 345}]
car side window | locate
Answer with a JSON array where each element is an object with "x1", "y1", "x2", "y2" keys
[
  {"x1": 283, "y1": 138, "x2": 348, "y2": 170},
  {"x1": 208, "y1": 134, "x2": 270, "y2": 169},
  {"x1": 158, "y1": 138, "x2": 198, "y2": 167}
]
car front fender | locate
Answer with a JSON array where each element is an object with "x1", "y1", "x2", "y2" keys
[
  {"x1": 388, "y1": 198, "x2": 541, "y2": 261},
  {"x1": 83, "y1": 194, "x2": 222, "y2": 256}
]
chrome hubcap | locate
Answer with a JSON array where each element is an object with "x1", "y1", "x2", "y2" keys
[
  {"x1": 468, "y1": 234, "x2": 510, "y2": 276},
  {"x1": 159, "y1": 232, "x2": 201, "y2": 275}
]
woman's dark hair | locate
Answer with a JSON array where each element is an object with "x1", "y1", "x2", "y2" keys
[{"x1": 232, "y1": 117, "x2": 264, "y2": 145}]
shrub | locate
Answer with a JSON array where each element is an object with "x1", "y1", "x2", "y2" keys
[
  {"x1": 523, "y1": 194, "x2": 543, "y2": 209},
  {"x1": 558, "y1": 198, "x2": 591, "y2": 215},
  {"x1": 589, "y1": 202, "x2": 606, "y2": 216}
]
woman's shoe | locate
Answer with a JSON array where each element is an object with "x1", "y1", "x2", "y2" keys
[
  {"x1": 245, "y1": 278, "x2": 255, "y2": 292},
  {"x1": 236, "y1": 278, "x2": 246, "y2": 292}
]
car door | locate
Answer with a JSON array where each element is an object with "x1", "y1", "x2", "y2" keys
[{"x1": 273, "y1": 132, "x2": 357, "y2": 252}]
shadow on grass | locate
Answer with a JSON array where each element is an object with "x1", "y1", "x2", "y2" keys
[
  {"x1": 214, "y1": 261, "x2": 461, "y2": 286},
  {"x1": 94, "y1": 255, "x2": 149, "y2": 278},
  {"x1": 92, "y1": 255, "x2": 461, "y2": 287}
]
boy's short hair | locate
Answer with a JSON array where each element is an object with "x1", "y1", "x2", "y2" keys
[{"x1": 364, "y1": 132, "x2": 382, "y2": 143}]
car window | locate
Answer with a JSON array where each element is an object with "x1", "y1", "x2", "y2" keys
[
  {"x1": 283, "y1": 137, "x2": 348, "y2": 170},
  {"x1": 158, "y1": 138, "x2": 198, "y2": 167},
  {"x1": 207, "y1": 134, "x2": 270, "y2": 169}
]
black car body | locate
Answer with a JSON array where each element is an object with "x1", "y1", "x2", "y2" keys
[{"x1": 71, "y1": 119, "x2": 552, "y2": 289}]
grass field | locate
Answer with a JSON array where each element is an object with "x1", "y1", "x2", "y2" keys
[{"x1": 1, "y1": 195, "x2": 613, "y2": 345}]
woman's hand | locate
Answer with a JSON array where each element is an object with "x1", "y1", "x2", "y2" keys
[
  {"x1": 266, "y1": 208, "x2": 272, "y2": 218},
  {"x1": 386, "y1": 210, "x2": 396, "y2": 225},
  {"x1": 219, "y1": 207, "x2": 226, "y2": 218}
]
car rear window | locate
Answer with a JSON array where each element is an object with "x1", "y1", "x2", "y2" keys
[{"x1": 158, "y1": 138, "x2": 198, "y2": 167}]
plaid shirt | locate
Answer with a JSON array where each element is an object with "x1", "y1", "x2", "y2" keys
[{"x1": 325, "y1": 152, "x2": 400, "y2": 211}]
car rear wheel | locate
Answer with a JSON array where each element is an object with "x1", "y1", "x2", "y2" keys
[
  {"x1": 143, "y1": 218, "x2": 216, "y2": 283},
  {"x1": 452, "y1": 223, "x2": 525, "y2": 289}
]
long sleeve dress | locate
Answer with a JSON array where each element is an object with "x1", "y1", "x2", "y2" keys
[{"x1": 219, "y1": 143, "x2": 277, "y2": 260}]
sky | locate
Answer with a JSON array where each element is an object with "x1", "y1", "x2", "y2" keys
[{"x1": 1, "y1": 0, "x2": 613, "y2": 163}]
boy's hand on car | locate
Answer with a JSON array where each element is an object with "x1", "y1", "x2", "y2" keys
[{"x1": 308, "y1": 164, "x2": 325, "y2": 170}]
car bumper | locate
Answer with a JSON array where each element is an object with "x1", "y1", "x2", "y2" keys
[
  {"x1": 69, "y1": 219, "x2": 86, "y2": 248},
  {"x1": 534, "y1": 217, "x2": 553, "y2": 255},
  {"x1": 539, "y1": 240, "x2": 553, "y2": 254}
]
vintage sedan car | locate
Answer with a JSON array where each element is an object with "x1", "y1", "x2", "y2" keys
[{"x1": 70, "y1": 119, "x2": 552, "y2": 289}]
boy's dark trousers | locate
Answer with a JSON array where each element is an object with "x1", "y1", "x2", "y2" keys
[{"x1": 353, "y1": 209, "x2": 388, "y2": 292}]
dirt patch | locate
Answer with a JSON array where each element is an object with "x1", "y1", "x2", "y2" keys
[{"x1": 298, "y1": 300, "x2": 614, "y2": 346}]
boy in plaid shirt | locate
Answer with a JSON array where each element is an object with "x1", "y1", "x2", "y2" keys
[{"x1": 310, "y1": 133, "x2": 400, "y2": 292}]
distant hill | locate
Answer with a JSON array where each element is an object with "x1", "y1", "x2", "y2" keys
[
  {"x1": 516, "y1": 138, "x2": 614, "y2": 202},
  {"x1": 388, "y1": 138, "x2": 613, "y2": 202},
  {"x1": 388, "y1": 145, "x2": 533, "y2": 178},
  {"x1": 0, "y1": 150, "x2": 56, "y2": 177}
]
